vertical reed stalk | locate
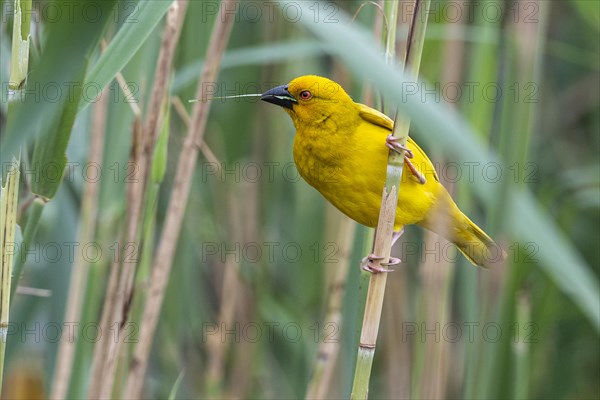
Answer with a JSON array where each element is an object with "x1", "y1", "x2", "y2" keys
[
  {"x1": 1, "y1": 0, "x2": 30, "y2": 392},
  {"x1": 50, "y1": 87, "x2": 108, "y2": 400},
  {"x1": 6, "y1": 0, "x2": 31, "y2": 303},
  {"x1": 0, "y1": 162, "x2": 20, "y2": 394},
  {"x1": 351, "y1": 1, "x2": 431, "y2": 398},
  {"x1": 124, "y1": 1, "x2": 236, "y2": 396},
  {"x1": 414, "y1": 227, "x2": 453, "y2": 400},
  {"x1": 99, "y1": 84, "x2": 144, "y2": 400},
  {"x1": 382, "y1": 2, "x2": 414, "y2": 397},
  {"x1": 204, "y1": 192, "x2": 243, "y2": 396},
  {"x1": 87, "y1": 244, "x2": 121, "y2": 399},
  {"x1": 86, "y1": 3, "x2": 188, "y2": 397},
  {"x1": 204, "y1": 255, "x2": 240, "y2": 395},
  {"x1": 380, "y1": 0, "x2": 399, "y2": 116},
  {"x1": 305, "y1": 216, "x2": 356, "y2": 399},
  {"x1": 88, "y1": 88, "x2": 140, "y2": 400}
]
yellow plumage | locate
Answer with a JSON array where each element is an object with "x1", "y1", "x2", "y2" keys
[{"x1": 261, "y1": 75, "x2": 503, "y2": 268}]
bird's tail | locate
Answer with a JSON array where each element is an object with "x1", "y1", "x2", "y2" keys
[
  {"x1": 421, "y1": 191, "x2": 505, "y2": 268},
  {"x1": 453, "y1": 212, "x2": 505, "y2": 268}
]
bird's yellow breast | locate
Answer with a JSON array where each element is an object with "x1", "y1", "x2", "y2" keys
[{"x1": 292, "y1": 110, "x2": 441, "y2": 230}]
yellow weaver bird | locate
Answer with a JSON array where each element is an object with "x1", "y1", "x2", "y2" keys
[{"x1": 260, "y1": 75, "x2": 504, "y2": 271}]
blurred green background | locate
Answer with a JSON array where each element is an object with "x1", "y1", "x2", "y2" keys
[{"x1": 1, "y1": 0, "x2": 598, "y2": 399}]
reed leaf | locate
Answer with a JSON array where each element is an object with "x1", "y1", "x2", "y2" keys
[
  {"x1": 81, "y1": 0, "x2": 173, "y2": 113},
  {"x1": 2, "y1": 0, "x2": 118, "y2": 163}
]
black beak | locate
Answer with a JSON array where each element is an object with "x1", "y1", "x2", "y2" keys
[{"x1": 260, "y1": 84, "x2": 297, "y2": 110}]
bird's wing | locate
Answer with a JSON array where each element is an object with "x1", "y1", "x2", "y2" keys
[
  {"x1": 356, "y1": 102, "x2": 394, "y2": 130},
  {"x1": 356, "y1": 102, "x2": 440, "y2": 182}
]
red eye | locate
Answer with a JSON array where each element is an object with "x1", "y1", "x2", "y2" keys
[{"x1": 300, "y1": 90, "x2": 312, "y2": 100}]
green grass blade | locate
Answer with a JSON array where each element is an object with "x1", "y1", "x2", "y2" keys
[
  {"x1": 168, "y1": 370, "x2": 185, "y2": 400},
  {"x1": 2, "y1": 0, "x2": 118, "y2": 167},
  {"x1": 81, "y1": 0, "x2": 173, "y2": 113},
  {"x1": 510, "y1": 190, "x2": 599, "y2": 329}
]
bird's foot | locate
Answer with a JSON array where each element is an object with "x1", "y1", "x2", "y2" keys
[
  {"x1": 385, "y1": 135, "x2": 427, "y2": 185},
  {"x1": 405, "y1": 158, "x2": 427, "y2": 185},
  {"x1": 385, "y1": 134, "x2": 414, "y2": 158},
  {"x1": 361, "y1": 253, "x2": 401, "y2": 274}
]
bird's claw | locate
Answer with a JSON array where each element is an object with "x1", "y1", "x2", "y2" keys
[
  {"x1": 386, "y1": 134, "x2": 414, "y2": 158},
  {"x1": 385, "y1": 135, "x2": 427, "y2": 185},
  {"x1": 381, "y1": 257, "x2": 401, "y2": 267},
  {"x1": 405, "y1": 157, "x2": 427, "y2": 185},
  {"x1": 360, "y1": 253, "x2": 400, "y2": 274}
]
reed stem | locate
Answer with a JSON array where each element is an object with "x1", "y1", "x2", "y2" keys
[
  {"x1": 1, "y1": 2, "x2": 31, "y2": 392},
  {"x1": 0, "y1": 161, "x2": 20, "y2": 394},
  {"x1": 123, "y1": 1, "x2": 236, "y2": 396},
  {"x1": 351, "y1": 1, "x2": 431, "y2": 398}
]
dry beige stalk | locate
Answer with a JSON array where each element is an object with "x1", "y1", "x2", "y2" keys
[
  {"x1": 171, "y1": 96, "x2": 222, "y2": 166},
  {"x1": 87, "y1": 2, "x2": 189, "y2": 397},
  {"x1": 97, "y1": 114, "x2": 143, "y2": 400},
  {"x1": 305, "y1": 215, "x2": 356, "y2": 399},
  {"x1": 50, "y1": 87, "x2": 108, "y2": 399},
  {"x1": 87, "y1": 245, "x2": 122, "y2": 399},
  {"x1": 204, "y1": 193, "x2": 245, "y2": 394},
  {"x1": 124, "y1": 1, "x2": 236, "y2": 396}
]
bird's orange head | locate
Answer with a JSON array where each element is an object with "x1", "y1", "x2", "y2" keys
[{"x1": 261, "y1": 75, "x2": 357, "y2": 128}]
